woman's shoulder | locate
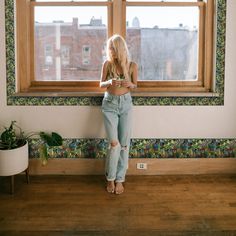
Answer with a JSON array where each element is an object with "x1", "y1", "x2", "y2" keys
[
  {"x1": 102, "y1": 60, "x2": 111, "y2": 73},
  {"x1": 103, "y1": 60, "x2": 111, "y2": 67},
  {"x1": 102, "y1": 60, "x2": 112, "y2": 80},
  {"x1": 129, "y1": 61, "x2": 138, "y2": 71}
]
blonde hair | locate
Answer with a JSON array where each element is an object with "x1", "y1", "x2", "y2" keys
[{"x1": 106, "y1": 34, "x2": 130, "y2": 80}]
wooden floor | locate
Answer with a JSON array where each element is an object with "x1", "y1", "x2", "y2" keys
[{"x1": 0, "y1": 175, "x2": 236, "y2": 236}]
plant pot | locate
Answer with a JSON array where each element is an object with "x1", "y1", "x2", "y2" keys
[{"x1": 0, "y1": 141, "x2": 29, "y2": 176}]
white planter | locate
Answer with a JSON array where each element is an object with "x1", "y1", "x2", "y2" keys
[{"x1": 0, "y1": 142, "x2": 29, "y2": 176}]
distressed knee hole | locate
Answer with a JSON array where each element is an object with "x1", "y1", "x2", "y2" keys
[
  {"x1": 121, "y1": 145, "x2": 128, "y2": 151},
  {"x1": 111, "y1": 141, "x2": 118, "y2": 147},
  {"x1": 110, "y1": 141, "x2": 119, "y2": 149}
]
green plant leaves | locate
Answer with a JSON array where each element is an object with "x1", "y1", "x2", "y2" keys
[
  {"x1": 0, "y1": 121, "x2": 25, "y2": 150},
  {"x1": 39, "y1": 132, "x2": 63, "y2": 147}
]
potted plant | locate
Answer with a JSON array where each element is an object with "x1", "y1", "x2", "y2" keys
[
  {"x1": 0, "y1": 121, "x2": 63, "y2": 193},
  {"x1": 39, "y1": 132, "x2": 63, "y2": 166},
  {"x1": 0, "y1": 121, "x2": 29, "y2": 194}
]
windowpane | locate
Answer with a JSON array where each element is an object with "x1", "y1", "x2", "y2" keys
[
  {"x1": 35, "y1": 0, "x2": 107, "y2": 2},
  {"x1": 34, "y1": 6, "x2": 107, "y2": 81},
  {"x1": 127, "y1": 0, "x2": 198, "y2": 2},
  {"x1": 126, "y1": 6, "x2": 199, "y2": 81}
]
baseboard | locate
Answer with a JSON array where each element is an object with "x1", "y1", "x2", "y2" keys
[{"x1": 28, "y1": 158, "x2": 236, "y2": 175}]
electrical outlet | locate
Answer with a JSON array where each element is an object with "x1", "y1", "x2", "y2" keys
[{"x1": 137, "y1": 163, "x2": 147, "y2": 170}]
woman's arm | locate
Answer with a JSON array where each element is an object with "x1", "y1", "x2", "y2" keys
[
  {"x1": 100, "y1": 61, "x2": 122, "y2": 88},
  {"x1": 121, "y1": 62, "x2": 138, "y2": 89},
  {"x1": 130, "y1": 62, "x2": 138, "y2": 89},
  {"x1": 100, "y1": 61, "x2": 111, "y2": 88}
]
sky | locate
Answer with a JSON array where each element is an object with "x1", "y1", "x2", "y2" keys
[{"x1": 35, "y1": 6, "x2": 199, "y2": 29}]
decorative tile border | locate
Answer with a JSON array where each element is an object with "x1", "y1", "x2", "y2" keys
[
  {"x1": 5, "y1": 0, "x2": 226, "y2": 106},
  {"x1": 29, "y1": 138, "x2": 236, "y2": 159}
]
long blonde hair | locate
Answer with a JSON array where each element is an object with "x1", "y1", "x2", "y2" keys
[{"x1": 106, "y1": 34, "x2": 130, "y2": 80}]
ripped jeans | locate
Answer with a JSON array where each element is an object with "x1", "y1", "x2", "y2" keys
[{"x1": 102, "y1": 91, "x2": 132, "y2": 183}]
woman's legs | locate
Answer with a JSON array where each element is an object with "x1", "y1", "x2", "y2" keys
[
  {"x1": 116, "y1": 109, "x2": 132, "y2": 183},
  {"x1": 115, "y1": 95, "x2": 132, "y2": 194},
  {"x1": 102, "y1": 110, "x2": 120, "y2": 185},
  {"x1": 102, "y1": 92, "x2": 132, "y2": 194}
]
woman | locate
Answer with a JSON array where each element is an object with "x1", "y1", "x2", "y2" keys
[{"x1": 100, "y1": 34, "x2": 138, "y2": 194}]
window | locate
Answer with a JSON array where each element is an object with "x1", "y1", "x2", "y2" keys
[
  {"x1": 61, "y1": 45, "x2": 70, "y2": 66},
  {"x1": 124, "y1": 0, "x2": 215, "y2": 93},
  {"x1": 16, "y1": 0, "x2": 215, "y2": 95},
  {"x1": 126, "y1": 7, "x2": 199, "y2": 81},
  {"x1": 82, "y1": 46, "x2": 91, "y2": 65},
  {"x1": 44, "y1": 44, "x2": 53, "y2": 66}
]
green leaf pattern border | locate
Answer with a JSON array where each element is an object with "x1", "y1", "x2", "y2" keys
[
  {"x1": 29, "y1": 138, "x2": 236, "y2": 159},
  {"x1": 5, "y1": 0, "x2": 226, "y2": 106}
]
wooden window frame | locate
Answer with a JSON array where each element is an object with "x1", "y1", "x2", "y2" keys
[
  {"x1": 16, "y1": 0, "x2": 113, "y2": 94},
  {"x1": 16, "y1": 0, "x2": 215, "y2": 95},
  {"x1": 122, "y1": 0, "x2": 215, "y2": 93}
]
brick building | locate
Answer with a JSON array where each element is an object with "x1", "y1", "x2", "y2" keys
[{"x1": 35, "y1": 17, "x2": 197, "y2": 81}]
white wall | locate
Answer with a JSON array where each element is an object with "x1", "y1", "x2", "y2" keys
[{"x1": 0, "y1": 0, "x2": 236, "y2": 139}]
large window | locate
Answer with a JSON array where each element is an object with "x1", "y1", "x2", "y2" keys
[
  {"x1": 126, "y1": 7, "x2": 199, "y2": 81},
  {"x1": 16, "y1": 0, "x2": 215, "y2": 94},
  {"x1": 34, "y1": 6, "x2": 108, "y2": 82}
]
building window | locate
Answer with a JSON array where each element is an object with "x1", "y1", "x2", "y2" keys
[
  {"x1": 44, "y1": 44, "x2": 53, "y2": 66},
  {"x1": 61, "y1": 45, "x2": 70, "y2": 66},
  {"x1": 16, "y1": 0, "x2": 215, "y2": 94},
  {"x1": 82, "y1": 46, "x2": 91, "y2": 65}
]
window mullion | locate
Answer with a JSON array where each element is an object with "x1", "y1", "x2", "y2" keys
[
  {"x1": 17, "y1": 0, "x2": 32, "y2": 92},
  {"x1": 113, "y1": 0, "x2": 123, "y2": 35},
  {"x1": 198, "y1": 2, "x2": 205, "y2": 87},
  {"x1": 205, "y1": 0, "x2": 215, "y2": 91},
  {"x1": 30, "y1": 3, "x2": 36, "y2": 85}
]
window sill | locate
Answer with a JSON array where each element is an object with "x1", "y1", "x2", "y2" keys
[
  {"x1": 131, "y1": 92, "x2": 219, "y2": 97},
  {"x1": 13, "y1": 91, "x2": 220, "y2": 98}
]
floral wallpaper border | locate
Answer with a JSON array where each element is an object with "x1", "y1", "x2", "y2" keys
[
  {"x1": 5, "y1": 0, "x2": 226, "y2": 106},
  {"x1": 29, "y1": 138, "x2": 236, "y2": 159}
]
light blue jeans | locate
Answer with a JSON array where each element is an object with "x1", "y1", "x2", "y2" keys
[{"x1": 102, "y1": 91, "x2": 132, "y2": 183}]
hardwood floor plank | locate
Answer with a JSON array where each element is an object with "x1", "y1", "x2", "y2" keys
[{"x1": 0, "y1": 175, "x2": 236, "y2": 235}]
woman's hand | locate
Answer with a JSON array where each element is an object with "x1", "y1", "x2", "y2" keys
[
  {"x1": 121, "y1": 79, "x2": 134, "y2": 88},
  {"x1": 111, "y1": 78, "x2": 122, "y2": 87}
]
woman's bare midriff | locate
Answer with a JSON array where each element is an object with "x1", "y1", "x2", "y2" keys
[{"x1": 107, "y1": 86, "x2": 130, "y2": 96}]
